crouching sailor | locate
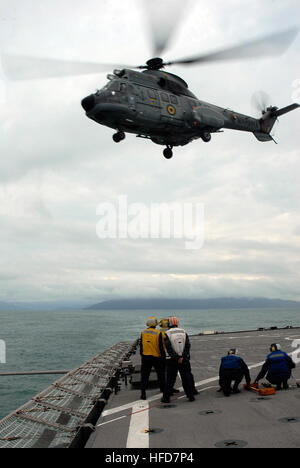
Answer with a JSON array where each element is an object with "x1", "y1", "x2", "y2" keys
[
  {"x1": 219, "y1": 348, "x2": 251, "y2": 397},
  {"x1": 255, "y1": 343, "x2": 296, "y2": 390},
  {"x1": 161, "y1": 316, "x2": 195, "y2": 403}
]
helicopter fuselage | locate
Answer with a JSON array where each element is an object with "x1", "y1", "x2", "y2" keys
[{"x1": 81, "y1": 68, "x2": 273, "y2": 155}]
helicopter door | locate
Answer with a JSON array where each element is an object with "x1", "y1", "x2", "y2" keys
[
  {"x1": 135, "y1": 87, "x2": 160, "y2": 122},
  {"x1": 160, "y1": 93, "x2": 182, "y2": 126}
]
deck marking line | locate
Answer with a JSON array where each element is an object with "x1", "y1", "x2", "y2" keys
[
  {"x1": 97, "y1": 415, "x2": 127, "y2": 427},
  {"x1": 126, "y1": 401, "x2": 149, "y2": 448},
  {"x1": 99, "y1": 385, "x2": 219, "y2": 425},
  {"x1": 98, "y1": 401, "x2": 168, "y2": 428},
  {"x1": 178, "y1": 385, "x2": 219, "y2": 399},
  {"x1": 102, "y1": 355, "x2": 294, "y2": 418}
]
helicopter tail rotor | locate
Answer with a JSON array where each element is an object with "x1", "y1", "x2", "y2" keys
[
  {"x1": 251, "y1": 90, "x2": 272, "y2": 116},
  {"x1": 253, "y1": 100, "x2": 300, "y2": 142}
]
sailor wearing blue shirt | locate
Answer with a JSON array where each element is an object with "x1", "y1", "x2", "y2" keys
[
  {"x1": 255, "y1": 344, "x2": 296, "y2": 390},
  {"x1": 219, "y1": 349, "x2": 251, "y2": 397}
]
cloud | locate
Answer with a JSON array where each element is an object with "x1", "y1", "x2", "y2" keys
[{"x1": 0, "y1": 0, "x2": 299, "y2": 303}]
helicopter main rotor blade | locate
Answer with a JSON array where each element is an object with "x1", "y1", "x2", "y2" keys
[
  {"x1": 1, "y1": 54, "x2": 131, "y2": 81},
  {"x1": 164, "y1": 27, "x2": 299, "y2": 67},
  {"x1": 142, "y1": 0, "x2": 190, "y2": 56}
]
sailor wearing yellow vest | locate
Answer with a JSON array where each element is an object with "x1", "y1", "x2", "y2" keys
[
  {"x1": 140, "y1": 316, "x2": 165, "y2": 400},
  {"x1": 158, "y1": 318, "x2": 170, "y2": 338}
]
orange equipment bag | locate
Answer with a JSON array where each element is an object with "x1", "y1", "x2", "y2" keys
[{"x1": 244, "y1": 382, "x2": 276, "y2": 396}]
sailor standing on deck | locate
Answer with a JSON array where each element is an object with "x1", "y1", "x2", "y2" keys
[
  {"x1": 255, "y1": 343, "x2": 296, "y2": 390},
  {"x1": 159, "y1": 318, "x2": 180, "y2": 396},
  {"x1": 161, "y1": 317, "x2": 195, "y2": 403},
  {"x1": 219, "y1": 349, "x2": 251, "y2": 397},
  {"x1": 140, "y1": 316, "x2": 165, "y2": 400},
  {"x1": 158, "y1": 318, "x2": 170, "y2": 340}
]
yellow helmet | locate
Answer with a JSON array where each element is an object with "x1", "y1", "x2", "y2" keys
[
  {"x1": 159, "y1": 318, "x2": 169, "y2": 328},
  {"x1": 146, "y1": 316, "x2": 158, "y2": 327}
]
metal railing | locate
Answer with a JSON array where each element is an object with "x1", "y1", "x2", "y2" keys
[{"x1": 0, "y1": 340, "x2": 138, "y2": 448}]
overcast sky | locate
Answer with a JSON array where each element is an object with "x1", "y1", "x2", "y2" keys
[{"x1": 0, "y1": 0, "x2": 299, "y2": 305}]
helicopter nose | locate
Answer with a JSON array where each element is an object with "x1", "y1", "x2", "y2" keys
[{"x1": 81, "y1": 94, "x2": 95, "y2": 112}]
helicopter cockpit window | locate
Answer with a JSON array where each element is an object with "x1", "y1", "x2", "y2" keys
[
  {"x1": 161, "y1": 93, "x2": 169, "y2": 102},
  {"x1": 170, "y1": 95, "x2": 178, "y2": 105},
  {"x1": 96, "y1": 84, "x2": 109, "y2": 94},
  {"x1": 97, "y1": 80, "x2": 119, "y2": 95}
]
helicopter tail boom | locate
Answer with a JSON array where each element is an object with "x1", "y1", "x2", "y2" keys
[{"x1": 254, "y1": 102, "x2": 299, "y2": 142}]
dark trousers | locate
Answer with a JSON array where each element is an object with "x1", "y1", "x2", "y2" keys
[
  {"x1": 186, "y1": 360, "x2": 197, "y2": 392},
  {"x1": 141, "y1": 355, "x2": 165, "y2": 393},
  {"x1": 267, "y1": 373, "x2": 290, "y2": 388},
  {"x1": 163, "y1": 358, "x2": 194, "y2": 399},
  {"x1": 219, "y1": 369, "x2": 243, "y2": 396}
]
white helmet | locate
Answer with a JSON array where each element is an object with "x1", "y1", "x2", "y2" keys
[{"x1": 270, "y1": 343, "x2": 281, "y2": 352}]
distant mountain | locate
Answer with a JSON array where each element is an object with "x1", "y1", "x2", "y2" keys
[
  {"x1": 1, "y1": 297, "x2": 299, "y2": 312},
  {"x1": 0, "y1": 301, "x2": 85, "y2": 311},
  {"x1": 0, "y1": 301, "x2": 19, "y2": 311},
  {"x1": 86, "y1": 297, "x2": 300, "y2": 311}
]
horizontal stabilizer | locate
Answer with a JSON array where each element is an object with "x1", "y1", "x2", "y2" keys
[
  {"x1": 253, "y1": 132, "x2": 274, "y2": 142},
  {"x1": 273, "y1": 103, "x2": 300, "y2": 117}
]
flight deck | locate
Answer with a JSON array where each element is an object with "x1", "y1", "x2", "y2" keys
[
  {"x1": 88, "y1": 327, "x2": 300, "y2": 449},
  {"x1": 0, "y1": 326, "x2": 299, "y2": 449}
]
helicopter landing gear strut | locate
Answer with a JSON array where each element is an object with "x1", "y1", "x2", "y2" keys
[
  {"x1": 163, "y1": 146, "x2": 173, "y2": 159},
  {"x1": 113, "y1": 131, "x2": 126, "y2": 143},
  {"x1": 201, "y1": 132, "x2": 211, "y2": 143}
]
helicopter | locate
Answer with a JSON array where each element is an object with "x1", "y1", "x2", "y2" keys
[
  {"x1": 81, "y1": 50, "x2": 299, "y2": 159},
  {"x1": 2, "y1": 7, "x2": 299, "y2": 159}
]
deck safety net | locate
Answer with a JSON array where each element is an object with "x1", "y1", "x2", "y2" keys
[{"x1": 0, "y1": 340, "x2": 137, "y2": 448}]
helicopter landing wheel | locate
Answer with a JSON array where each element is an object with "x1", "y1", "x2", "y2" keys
[
  {"x1": 201, "y1": 132, "x2": 211, "y2": 143},
  {"x1": 113, "y1": 131, "x2": 126, "y2": 143},
  {"x1": 163, "y1": 147, "x2": 173, "y2": 159}
]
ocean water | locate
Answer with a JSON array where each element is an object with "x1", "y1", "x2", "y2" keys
[{"x1": 0, "y1": 307, "x2": 299, "y2": 420}]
